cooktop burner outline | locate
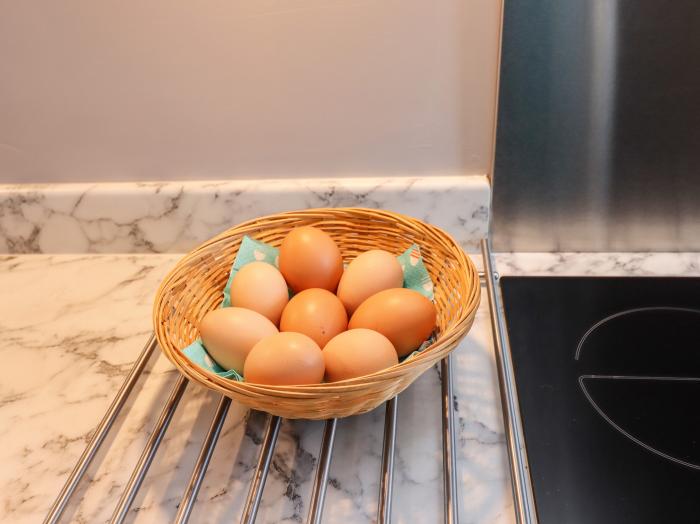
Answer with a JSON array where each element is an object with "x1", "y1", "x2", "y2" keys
[
  {"x1": 580, "y1": 374, "x2": 700, "y2": 382},
  {"x1": 574, "y1": 305, "x2": 700, "y2": 471},
  {"x1": 578, "y1": 375, "x2": 700, "y2": 471},
  {"x1": 574, "y1": 306, "x2": 700, "y2": 361}
]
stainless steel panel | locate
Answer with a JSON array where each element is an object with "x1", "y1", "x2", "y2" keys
[{"x1": 492, "y1": 0, "x2": 700, "y2": 252}]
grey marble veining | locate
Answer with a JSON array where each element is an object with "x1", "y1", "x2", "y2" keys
[
  {"x1": 0, "y1": 176, "x2": 490, "y2": 254},
  {"x1": 0, "y1": 253, "x2": 512, "y2": 524},
  {"x1": 6, "y1": 249, "x2": 698, "y2": 522}
]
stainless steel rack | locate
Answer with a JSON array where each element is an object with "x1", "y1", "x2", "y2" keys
[{"x1": 44, "y1": 239, "x2": 534, "y2": 524}]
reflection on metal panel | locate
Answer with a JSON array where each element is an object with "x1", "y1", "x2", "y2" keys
[{"x1": 492, "y1": 0, "x2": 700, "y2": 252}]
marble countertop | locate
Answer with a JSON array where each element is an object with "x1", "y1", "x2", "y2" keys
[
  {"x1": 0, "y1": 176, "x2": 489, "y2": 254},
  {"x1": 4, "y1": 251, "x2": 699, "y2": 523},
  {"x1": 0, "y1": 252, "x2": 511, "y2": 524}
]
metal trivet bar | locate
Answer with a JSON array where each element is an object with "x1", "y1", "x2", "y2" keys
[{"x1": 44, "y1": 241, "x2": 525, "y2": 524}]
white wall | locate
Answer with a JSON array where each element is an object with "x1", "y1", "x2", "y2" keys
[{"x1": 0, "y1": 1, "x2": 502, "y2": 183}]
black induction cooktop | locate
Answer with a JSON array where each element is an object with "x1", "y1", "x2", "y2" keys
[{"x1": 500, "y1": 277, "x2": 700, "y2": 524}]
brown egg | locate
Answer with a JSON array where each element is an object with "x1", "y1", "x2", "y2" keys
[
  {"x1": 229, "y1": 262, "x2": 289, "y2": 325},
  {"x1": 243, "y1": 332, "x2": 325, "y2": 385},
  {"x1": 349, "y1": 288, "x2": 436, "y2": 357},
  {"x1": 280, "y1": 288, "x2": 348, "y2": 348},
  {"x1": 323, "y1": 329, "x2": 399, "y2": 382},
  {"x1": 279, "y1": 226, "x2": 344, "y2": 292},
  {"x1": 199, "y1": 307, "x2": 278, "y2": 372},
  {"x1": 336, "y1": 250, "x2": 404, "y2": 315}
]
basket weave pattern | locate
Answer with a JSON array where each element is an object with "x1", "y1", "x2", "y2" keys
[{"x1": 153, "y1": 208, "x2": 481, "y2": 419}]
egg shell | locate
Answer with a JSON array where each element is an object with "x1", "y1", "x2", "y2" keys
[
  {"x1": 336, "y1": 250, "x2": 404, "y2": 315},
  {"x1": 229, "y1": 262, "x2": 289, "y2": 325},
  {"x1": 243, "y1": 332, "x2": 325, "y2": 385},
  {"x1": 199, "y1": 307, "x2": 278, "y2": 372},
  {"x1": 349, "y1": 288, "x2": 437, "y2": 357},
  {"x1": 280, "y1": 288, "x2": 348, "y2": 348},
  {"x1": 323, "y1": 329, "x2": 399, "y2": 382},
  {"x1": 279, "y1": 226, "x2": 344, "y2": 292}
]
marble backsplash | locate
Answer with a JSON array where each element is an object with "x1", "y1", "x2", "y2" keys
[{"x1": 0, "y1": 175, "x2": 490, "y2": 254}]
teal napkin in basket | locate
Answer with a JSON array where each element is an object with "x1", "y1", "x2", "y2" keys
[{"x1": 183, "y1": 236, "x2": 435, "y2": 380}]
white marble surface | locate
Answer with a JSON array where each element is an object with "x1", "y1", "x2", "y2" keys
[
  {"x1": 0, "y1": 253, "x2": 512, "y2": 524},
  {"x1": 6, "y1": 251, "x2": 700, "y2": 523},
  {"x1": 0, "y1": 176, "x2": 490, "y2": 255},
  {"x1": 496, "y1": 252, "x2": 700, "y2": 277}
]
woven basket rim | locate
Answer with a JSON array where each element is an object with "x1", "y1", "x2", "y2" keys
[{"x1": 153, "y1": 207, "x2": 480, "y2": 418}]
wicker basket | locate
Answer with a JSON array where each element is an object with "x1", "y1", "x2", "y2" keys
[{"x1": 153, "y1": 208, "x2": 481, "y2": 419}]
